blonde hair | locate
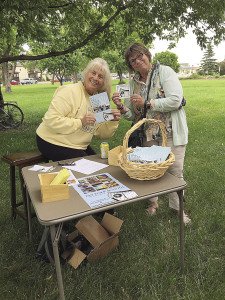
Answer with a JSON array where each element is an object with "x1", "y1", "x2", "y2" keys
[{"x1": 82, "y1": 58, "x2": 112, "y2": 98}]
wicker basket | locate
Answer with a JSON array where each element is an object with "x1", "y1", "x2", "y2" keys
[
  {"x1": 118, "y1": 118, "x2": 175, "y2": 180},
  {"x1": 108, "y1": 145, "x2": 123, "y2": 166}
]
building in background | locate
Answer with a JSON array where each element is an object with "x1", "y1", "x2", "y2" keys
[{"x1": 178, "y1": 63, "x2": 199, "y2": 77}]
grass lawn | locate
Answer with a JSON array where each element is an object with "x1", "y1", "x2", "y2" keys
[{"x1": 0, "y1": 79, "x2": 225, "y2": 300}]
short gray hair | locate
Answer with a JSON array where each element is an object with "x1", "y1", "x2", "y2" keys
[{"x1": 82, "y1": 58, "x2": 112, "y2": 98}]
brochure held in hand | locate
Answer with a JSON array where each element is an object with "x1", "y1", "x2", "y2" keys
[{"x1": 90, "y1": 92, "x2": 114, "y2": 123}]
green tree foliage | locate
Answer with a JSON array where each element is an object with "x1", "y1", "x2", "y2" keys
[
  {"x1": 199, "y1": 43, "x2": 218, "y2": 75},
  {"x1": 0, "y1": 0, "x2": 224, "y2": 64},
  {"x1": 100, "y1": 22, "x2": 143, "y2": 83},
  {"x1": 153, "y1": 51, "x2": 180, "y2": 73},
  {"x1": 219, "y1": 60, "x2": 225, "y2": 76},
  {"x1": 38, "y1": 52, "x2": 89, "y2": 85}
]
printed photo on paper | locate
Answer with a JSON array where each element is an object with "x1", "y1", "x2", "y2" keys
[
  {"x1": 90, "y1": 92, "x2": 114, "y2": 123},
  {"x1": 108, "y1": 190, "x2": 138, "y2": 201},
  {"x1": 116, "y1": 84, "x2": 130, "y2": 99},
  {"x1": 73, "y1": 173, "x2": 138, "y2": 208}
]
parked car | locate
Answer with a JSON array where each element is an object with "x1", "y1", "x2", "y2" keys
[
  {"x1": 10, "y1": 80, "x2": 20, "y2": 85},
  {"x1": 51, "y1": 79, "x2": 60, "y2": 83},
  {"x1": 20, "y1": 78, "x2": 38, "y2": 85}
]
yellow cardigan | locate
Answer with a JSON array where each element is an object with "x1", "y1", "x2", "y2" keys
[{"x1": 36, "y1": 81, "x2": 119, "y2": 150}]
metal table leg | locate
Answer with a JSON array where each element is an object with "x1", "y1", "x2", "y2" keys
[
  {"x1": 9, "y1": 165, "x2": 16, "y2": 219},
  {"x1": 19, "y1": 168, "x2": 30, "y2": 232},
  {"x1": 25, "y1": 188, "x2": 33, "y2": 241},
  {"x1": 50, "y1": 224, "x2": 65, "y2": 300},
  {"x1": 177, "y1": 189, "x2": 184, "y2": 273}
]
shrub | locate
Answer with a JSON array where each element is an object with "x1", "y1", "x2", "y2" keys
[{"x1": 188, "y1": 73, "x2": 202, "y2": 79}]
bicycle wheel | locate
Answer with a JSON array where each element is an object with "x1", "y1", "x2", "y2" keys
[{"x1": 0, "y1": 103, "x2": 24, "y2": 129}]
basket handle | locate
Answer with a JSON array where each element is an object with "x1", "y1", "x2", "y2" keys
[{"x1": 122, "y1": 118, "x2": 168, "y2": 162}]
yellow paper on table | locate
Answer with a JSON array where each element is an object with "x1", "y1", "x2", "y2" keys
[{"x1": 50, "y1": 168, "x2": 70, "y2": 185}]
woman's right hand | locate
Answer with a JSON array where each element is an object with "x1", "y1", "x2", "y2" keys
[
  {"x1": 112, "y1": 92, "x2": 122, "y2": 107},
  {"x1": 130, "y1": 94, "x2": 144, "y2": 108},
  {"x1": 81, "y1": 113, "x2": 96, "y2": 127}
]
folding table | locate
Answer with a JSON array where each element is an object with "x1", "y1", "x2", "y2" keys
[{"x1": 22, "y1": 155, "x2": 186, "y2": 300}]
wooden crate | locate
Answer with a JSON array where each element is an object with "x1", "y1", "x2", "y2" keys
[{"x1": 38, "y1": 173, "x2": 69, "y2": 202}]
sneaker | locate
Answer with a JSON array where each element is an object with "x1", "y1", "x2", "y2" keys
[
  {"x1": 183, "y1": 212, "x2": 191, "y2": 225},
  {"x1": 171, "y1": 209, "x2": 191, "y2": 225},
  {"x1": 146, "y1": 201, "x2": 159, "y2": 216}
]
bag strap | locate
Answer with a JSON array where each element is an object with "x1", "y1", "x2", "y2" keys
[
  {"x1": 44, "y1": 239, "x2": 55, "y2": 265},
  {"x1": 60, "y1": 229, "x2": 68, "y2": 251},
  {"x1": 137, "y1": 63, "x2": 157, "y2": 146},
  {"x1": 144, "y1": 63, "x2": 186, "y2": 111},
  {"x1": 143, "y1": 63, "x2": 157, "y2": 118},
  {"x1": 36, "y1": 226, "x2": 70, "y2": 265},
  {"x1": 36, "y1": 227, "x2": 49, "y2": 253},
  {"x1": 47, "y1": 227, "x2": 69, "y2": 264}
]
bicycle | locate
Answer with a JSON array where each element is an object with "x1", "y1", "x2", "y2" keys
[{"x1": 0, "y1": 85, "x2": 24, "y2": 129}]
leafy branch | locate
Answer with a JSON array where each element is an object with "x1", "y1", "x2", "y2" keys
[{"x1": 0, "y1": 3, "x2": 127, "y2": 63}]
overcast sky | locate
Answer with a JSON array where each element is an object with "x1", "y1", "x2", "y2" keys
[{"x1": 151, "y1": 29, "x2": 225, "y2": 66}]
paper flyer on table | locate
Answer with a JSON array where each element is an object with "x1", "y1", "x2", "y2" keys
[
  {"x1": 63, "y1": 158, "x2": 108, "y2": 175},
  {"x1": 72, "y1": 173, "x2": 138, "y2": 208},
  {"x1": 28, "y1": 164, "x2": 55, "y2": 172},
  {"x1": 90, "y1": 92, "x2": 114, "y2": 123}
]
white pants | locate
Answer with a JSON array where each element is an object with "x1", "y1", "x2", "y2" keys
[{"x1": 145, "y1": 137, "x2": 186, "y2": 211}]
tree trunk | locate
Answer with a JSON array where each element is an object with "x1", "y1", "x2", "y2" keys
[
  {"x1": 0, "y1": 86, "x2": 4, "y2": 107},
  {"x1": 51, "y1": 74, "x2": 55, "y2": 85},
  {"x1": 39, "y1": 70, "x2": 43, "y2": 81},
  {"x1": 117, "y1": 71, "x2": 125, "y2": 84},
  {"x1": 72, "y1": 72, "x2": 78, "y2": 83},
  {"x1": 2, "y1": 62, "x2": 12, "y2": 93}
]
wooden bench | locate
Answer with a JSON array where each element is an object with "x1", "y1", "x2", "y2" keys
[{"x1": 2, "y1": 150, "x2": 48, "y2": 229}]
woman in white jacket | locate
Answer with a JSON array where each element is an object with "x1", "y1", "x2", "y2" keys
[{"x1": 112, "y1": 43, "x2": 191, "y2": 224}]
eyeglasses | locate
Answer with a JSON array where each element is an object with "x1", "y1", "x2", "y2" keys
[{"x1": 129, "y1": 53, "x2": 144, "y2": 65}]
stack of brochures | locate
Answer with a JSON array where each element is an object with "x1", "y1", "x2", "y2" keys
[{"x1": 127, "y1": 145, "x2": 171, "y2": 164}]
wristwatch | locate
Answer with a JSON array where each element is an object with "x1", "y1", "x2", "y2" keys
[
  {"x1": 117, "y1": 103, "x2": 124, "y2": 110},
  {"x1": 146, "y1": 99, "x2": 153, "y2": 109}
]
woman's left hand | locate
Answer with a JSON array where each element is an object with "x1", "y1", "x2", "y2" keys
[
  {"x1": 111, "y1": 109, "x2": 121, "y2": 121},
  {"x1": 130, "y1": 94, "x2": 144, "y2": 108}
]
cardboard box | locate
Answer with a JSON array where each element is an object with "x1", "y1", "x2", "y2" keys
[
  {"x1": 108, "y1": 145, "x2": 123, "y2": 166},
  {"x1": 68, "y1": 213, "x2": 123, "y2": 269},
  {"x1": 38, "y1": 173, "x2": 69, "y2": 202}
]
